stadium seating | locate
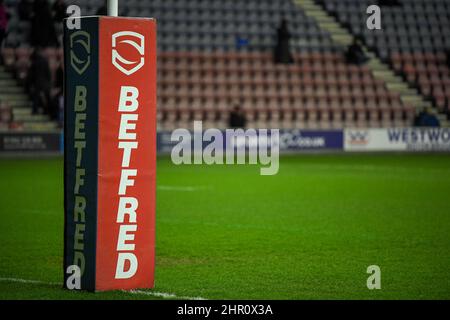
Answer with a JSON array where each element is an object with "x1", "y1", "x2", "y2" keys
[
  {"x1": 157, "y1": 51, "x2": 414, "y2": 129},
  {"x1": 391, "y1": 52, "x2": 450, "y2": 113},
  {"x1": 1, "y1": 0, "x2": 448, "y2": 130},
  {"x1": 319, "y1": 0, "x2": 450, "y2": 116}
]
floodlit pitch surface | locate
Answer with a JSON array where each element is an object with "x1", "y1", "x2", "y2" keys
[{"x1": 0, "y1": 154, "x2": 449, "y2": 299}]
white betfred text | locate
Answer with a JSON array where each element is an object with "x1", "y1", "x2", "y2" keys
[{"x1": 115, "y1": 86, "x2": 140, "y2": 279}]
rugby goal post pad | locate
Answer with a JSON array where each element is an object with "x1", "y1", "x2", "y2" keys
[{"x1": 63, "y1": 16, "x2": 157, "y2": 291}]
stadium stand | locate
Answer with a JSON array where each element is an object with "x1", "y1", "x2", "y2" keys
[
  {"x1": 157, "y1": 50, "x2": 413, "y2": 130},
  {"x1": 0, "y1": 0, "x2": 448, "y2": 131},
  {"x1": 317, "y1": 0, "x2": 450, "y2": 122}
]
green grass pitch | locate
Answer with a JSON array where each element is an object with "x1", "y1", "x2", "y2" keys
[{"x1": 0, "y1": 154, "x2": 449, "y2": 299}]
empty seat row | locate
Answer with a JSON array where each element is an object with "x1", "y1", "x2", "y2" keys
[{"x1": 392, "y1": 52, "x2": 450, "y2": 112}]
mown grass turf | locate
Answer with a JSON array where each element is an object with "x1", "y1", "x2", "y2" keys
[{"x1": 0, "y1": 154, "x2": 449, "y2": 299}]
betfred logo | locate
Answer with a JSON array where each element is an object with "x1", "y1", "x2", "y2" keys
[
  {"x1": 112, "y1": 31, "x2": 145, "y2": 76},
  {"x1": 70, "y1": 31, "x2": 91, "y2": 75},
  {"x1": 114, "y1": 86, "x2": 141, "y2": 279},
  {"x1": 96, "y1": 17, "x2": 156, "y2": 291}
]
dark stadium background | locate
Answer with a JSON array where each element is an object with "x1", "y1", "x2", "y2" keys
[{"x1": 0, "y1": 0, "x2": 449, "y2": 300}]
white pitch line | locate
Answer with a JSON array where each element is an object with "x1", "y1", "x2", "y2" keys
[
  {"x1": 157, "y1": 185, "x2": 207, "y2": 192},
  {"x1": 0, "y1": 277, "x2": 60, "y2": 286},
  {"x1": 0, "y1": 277, "x2": 206, "y2": 300},
  {"x1": 125, "y1": 289, "x2": 206, "y2": 300}
]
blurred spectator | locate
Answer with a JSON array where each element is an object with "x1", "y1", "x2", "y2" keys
[
  {"x1": 52, "y1": 0, "x2": 67, "y2": 22},
  {"x1": 31, "y1": 0, "x2": 58, "y2": 47},
  {"x1": 229, "y1": 105, "x2": 247, "y2": 128},
  {"x1": 0, "y1": 0, "x2": 8, "y2": 49},
  {"x1": 273, "y1": 19, "x2": 293, "y2": 64},
  {"x1": 345, "y1": 38, "x2": 368, "y2": 65},
  {"x1": 18, "y1": 0, "x2": 33, "y2": 20},
  {"x1": 414, "y1": 108, "x2": 440, "y2": 127},
  {"x1": 28, "y1": 48, "x2": 51, "y2": 116}
]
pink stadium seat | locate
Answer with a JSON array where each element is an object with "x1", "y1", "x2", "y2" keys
[{"x1": 152, "y1": 49, "x2": 426, "y2": 128}]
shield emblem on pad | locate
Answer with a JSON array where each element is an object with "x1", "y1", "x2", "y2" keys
[
  {"x1": 70, "y1": 31, "x2": 91, "y2": 75},
  {"x1": 112, "y1": 31, "x2": 145, "y2": 76}
]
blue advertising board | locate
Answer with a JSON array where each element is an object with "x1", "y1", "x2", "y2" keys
[{"x1": 156, "y1": 129, "x2": 344, "y2": 152}]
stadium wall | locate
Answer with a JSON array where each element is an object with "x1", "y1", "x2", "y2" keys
[
  {"x1": 1, "y1": 128, "x2": 450, "y2": 154},
  {"x1": 0, "y1": 131, "x2": 62, "y2": 152}
]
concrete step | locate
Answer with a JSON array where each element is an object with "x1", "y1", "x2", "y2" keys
[
  {"x1": 296, "y1": 0, "x2": 449, "y2": 124},
  {"x1": 407, "y1": 87, "x2": 420, "y2": 94},
  {"x1": 386, "y1": 83, "x2": 412, "y2": 93},
  {"x1": 0, "y1": 72, "x2": 13, "y2": 80},
  {"x1": 8, "y1": 100, "x2": 32, "y2": 108},
  {"x1": 23, "y1": 122, "x2": 58, "y2": 131},
  {"x1": 372, "y1": 72, "x2": 406, "y2": 86},
  {"x1": 330, "y1": 34, "x2": 353, "y2": 45},
  {"x1": 0, "y1": 86, "x2": 24, "y2": 94},
  {"x1": 12, "y1": 107, "x2": 32, "y2": 116},
  {"x1": 368, "y1": 63, "x2": 389, "y2": 71},
  {"x1": 0, "y1": 79, "x2": 17, "y2": 87},
  {"x1": 318, "y1": 21, "x2": 343, "y2": 30},
  {"x1": 14, "y1": 113, "x2": 49, "y2": 122},
  {"x1": 0, "y1": 93, "x2": 29, "y2": 101},
  {"x1": 296, "y1": 2, "x2": 352, "y2": 45},
  {"x1": 401, "y1": 96, "x2": 429, "y2": 108},
  {"x1": 402, "y1": 89, "x2": 420, "y2": 96}
]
